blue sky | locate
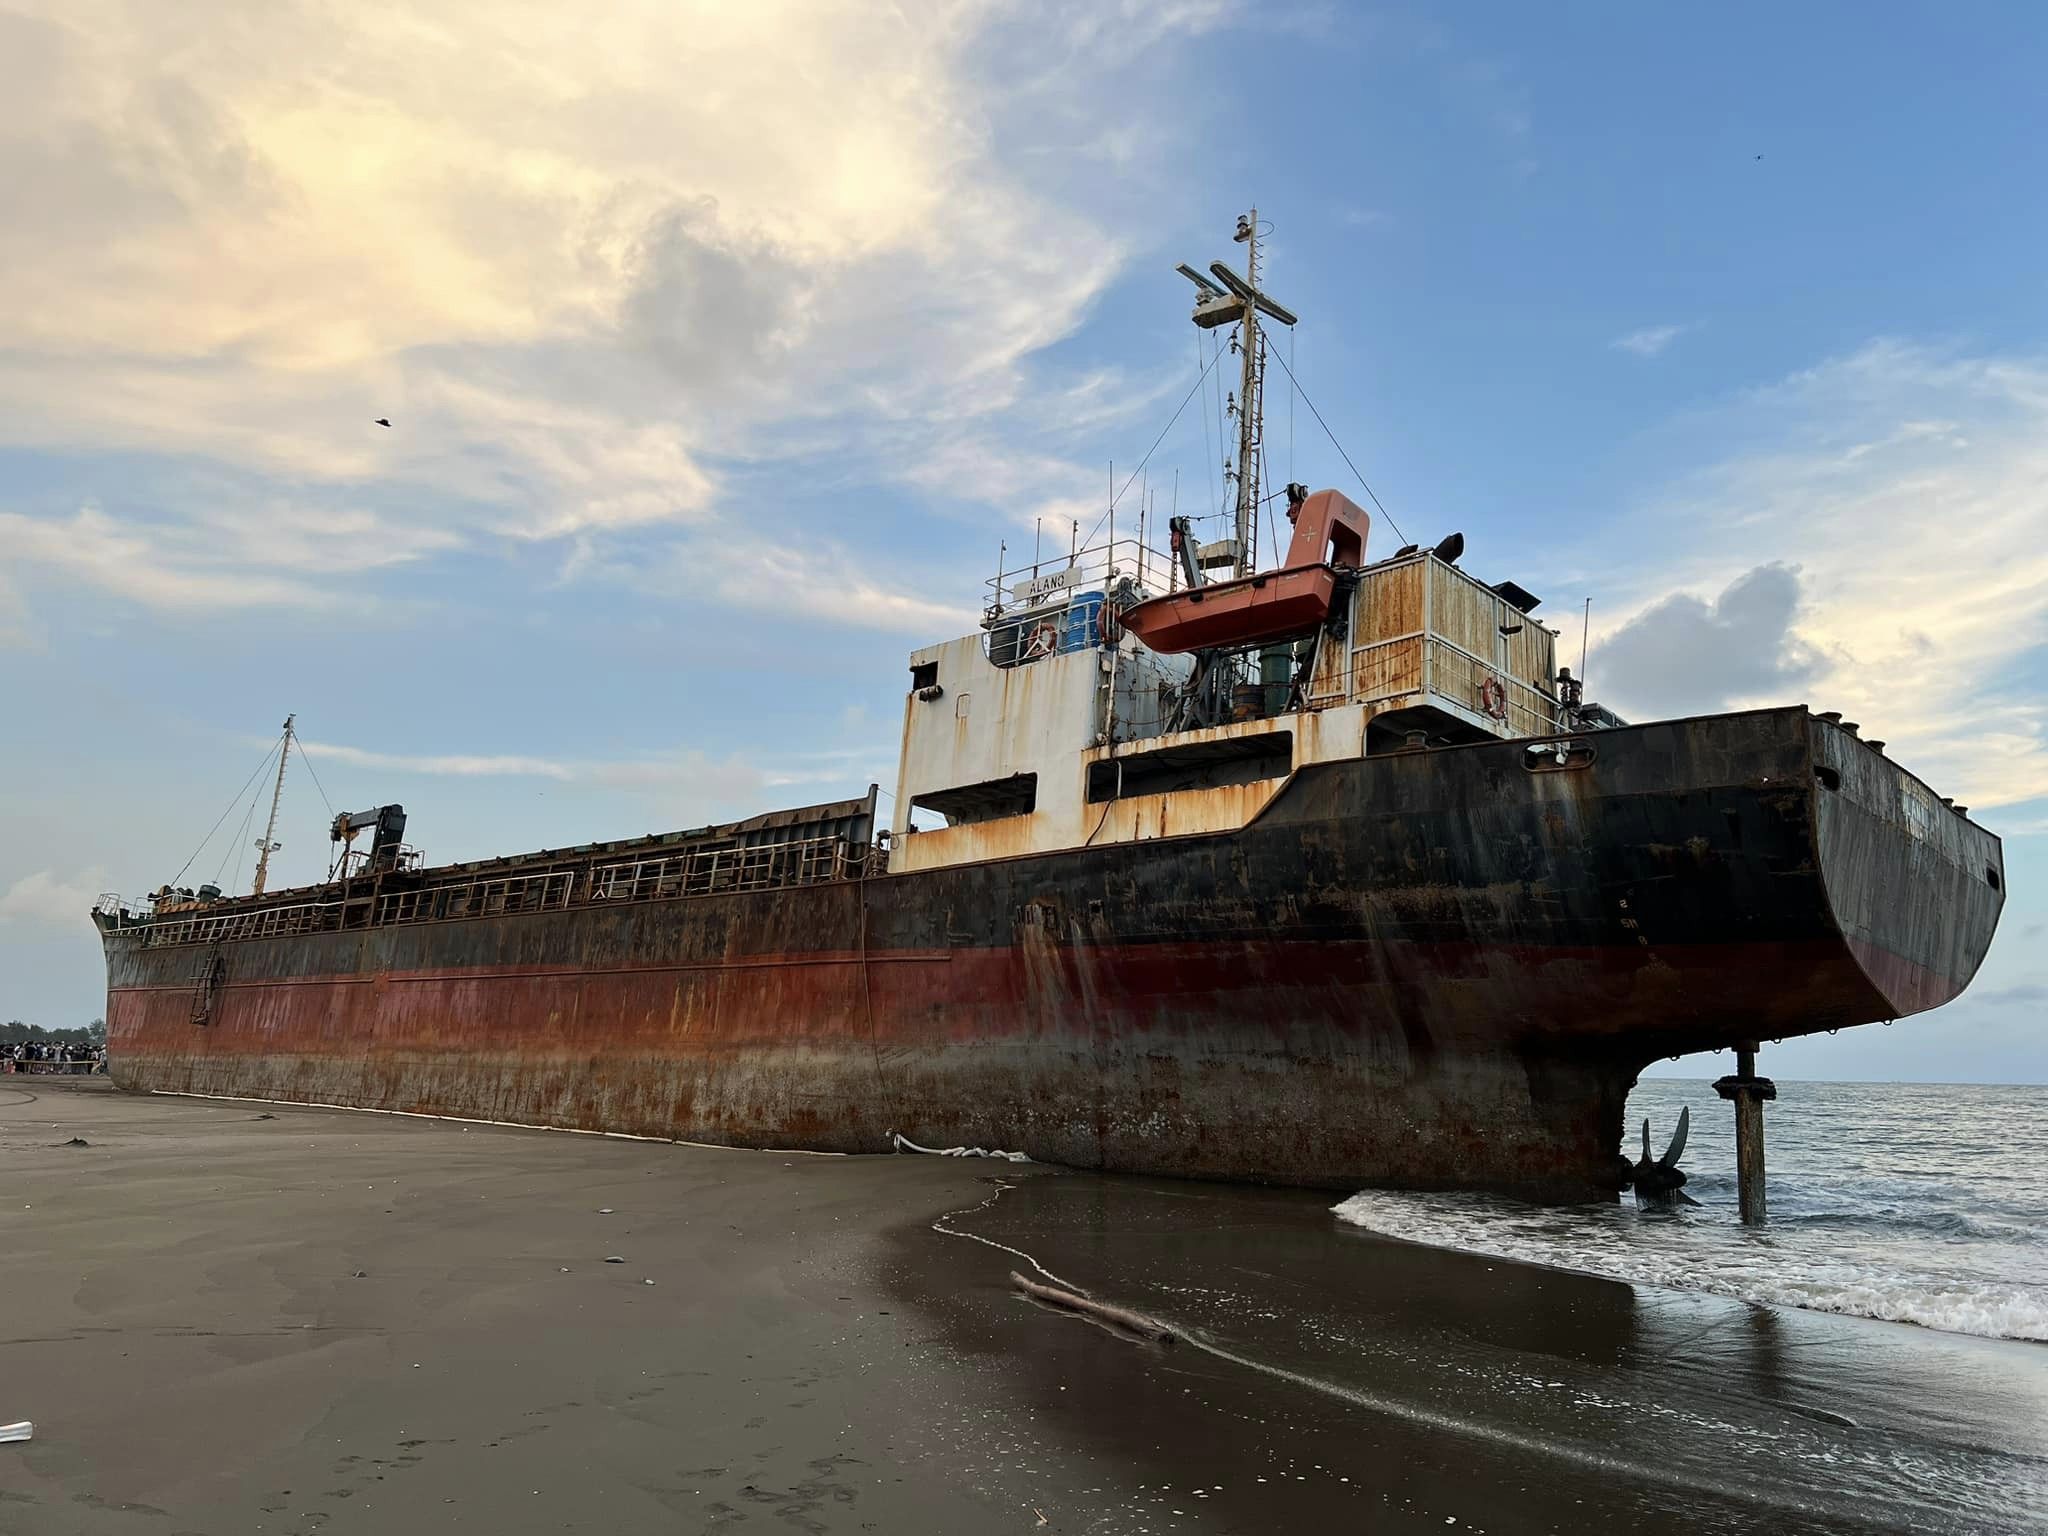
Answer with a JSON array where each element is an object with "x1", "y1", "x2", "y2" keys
[{"x1": 2, "y1": 1, "x2": 2043, "y2": 1081}]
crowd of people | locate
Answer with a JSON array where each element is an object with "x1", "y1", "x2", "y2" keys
[{"x1": 3, "y1": 1042, "x2": 107, "y2": 1074}]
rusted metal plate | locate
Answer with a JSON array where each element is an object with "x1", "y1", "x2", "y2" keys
[{"x1": 102, "y1": 707, "x2": 2003, "y2": 1201}]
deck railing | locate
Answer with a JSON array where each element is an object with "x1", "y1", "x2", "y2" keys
[
  {"x1": 983, "y1": 534, "x2": 1177, "y2": 623},
  {"x1": 105, "y1": 832, "x2": 881, "y2": 950},
  {"x1": 1318, "y1": 632, "x2": 1564, "y2": 737}
]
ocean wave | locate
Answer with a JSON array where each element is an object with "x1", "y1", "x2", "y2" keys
[
  {"x1": 1330, "y1": 1190, "x2": 2048, "y2": 1343},
  {"x1": 1766, "y1": 1208, "x2": 2043, "y2": 1244},
  {"x1": 1671, "y1": 1171, "x2": 2043, "y2": 1242}
]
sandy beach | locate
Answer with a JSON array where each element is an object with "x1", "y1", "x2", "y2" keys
[
  {"x1": 4, "y1": 1081, "x2": 2044, "y2": 1535},
  {"x1": 0, "y1": 1079, "x2": 1016, "y2": 1533}
]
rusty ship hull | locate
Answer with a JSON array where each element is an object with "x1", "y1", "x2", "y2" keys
[{"x1": 98, "y1": 707, "x2": 2002, "y2": 1197}]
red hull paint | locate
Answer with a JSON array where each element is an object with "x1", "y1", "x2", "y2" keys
[{"x1": 105, "y1": 933, "x2": 1950, "y2": 1193}]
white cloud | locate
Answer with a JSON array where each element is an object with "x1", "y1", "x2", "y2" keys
[
  {"x1": 1589, "y1": 341, "x2": 2048, "y2": 808},
  {"x1": 1988, "y1": 813, "x2": 2048, "y2": 837},
  {"x1": 0, "y1": 868, "x2": 108, "y2": 927},
  {"x1": 0, "y1": 0, "x2": 1223, "y2": 616},
  {"x1": 1611, "y1": 324, "x2": 1686, "y2": 358},
  {"x1": 0, "y1": 496, "x2": 472, "y2": 614},
  {"x1": 558, "y1": 527, "x2": 979, "y2": 637},
  {"x1": 0, "y1": 507, "x2": 343, "y2": 612},
  {"x1": 296, "y1": 737, "x2": 896, "y2": 831},
  {"x1": 0, "y1": 571, "x2": 36, "y2": 649},
  {"x1": 297, "y1": 743, "x2": 580, "y2": 781},
  {"x1": 695, "y1": 538, "x2": 982, "y2": 636},
  {"x1": 297, "y1": 737, "x2": 890, "y2": 789},
  {"x1": 189, "y1": 502, "x2": 464, "y2": 575},
  {"x1": 1, "y1": 3, "x2": 1006, "y2": 367},
  {"x1": 1595, "y1": 563, "x2": 1819, "y2": 718}
]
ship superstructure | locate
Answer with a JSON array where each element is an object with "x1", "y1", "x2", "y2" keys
[{"x1": 894, "y1": 486, "x2": 1573, "y2": 874}]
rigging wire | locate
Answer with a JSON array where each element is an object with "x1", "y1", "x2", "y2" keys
[
  {"x1": 223, "y1": 780, "x2": 264, "y2": 893},
  {"x1": 294, "y1": 735, "x2": 338, "y2": 820},
  {"x1": 215, "y1": 751, "x2": 274, "y2": 889},
  {"x1": 1265, "y1": 342, "x2": 1409, "y2": 547},
  {"x1": 1288, "y1": 326, "x2": 1297, "y2": 488},
  {"x1": 1078, "y1": 339, "x2": 1228, "y2": 551},
  {"x1": 1196, "y1": 329, "x2": 1218, "y2": 528},
  {"x1": 167, "y1": 737, "x2": 282, "y2": 889},
  {"x1": 1261, "y1": 440, "x2": 1281, "y2": 569},
  {"x1": 1210, "y1": 326, "x2": 1232, "y2": 516},
  {"x1": 1168, "y1": 471, "x2": 1180, "y2": 592}
]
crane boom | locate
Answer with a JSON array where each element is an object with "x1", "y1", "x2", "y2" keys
[{"x1": 330, "y1": 804, "x2": 409, "y2": 876}]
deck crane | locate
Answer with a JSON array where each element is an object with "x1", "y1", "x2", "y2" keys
[{"x1": 329, "y1": 804, "x2": 409, "y2": 878}]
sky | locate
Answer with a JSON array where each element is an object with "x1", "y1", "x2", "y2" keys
[{"x1": 1, "y1": 1, "x2": 2043, "y2": 1082}]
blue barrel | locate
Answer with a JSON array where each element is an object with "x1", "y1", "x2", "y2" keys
[{"x1": 1060, "y1": 592, "x2": 1105, "y2": 652}]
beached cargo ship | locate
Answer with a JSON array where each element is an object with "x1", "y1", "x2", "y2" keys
[{"x1": 93, "y1": 217, "x2": 2005, "y2": 1197}]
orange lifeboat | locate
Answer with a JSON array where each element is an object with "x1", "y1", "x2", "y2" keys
[{"x1": 1117, "y1": 489, "x2": 1369, "y2": 655}]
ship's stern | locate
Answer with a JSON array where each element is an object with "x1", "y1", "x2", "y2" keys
[{"x1": 1809, "y1": 716, "x2": 2004, "y2": 1022}]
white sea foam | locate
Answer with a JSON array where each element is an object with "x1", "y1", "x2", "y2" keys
[
  {"x1": 1331, "y1": 1188, "x2": 2048, "y2": 1341},
  {"x1": 1397, "y1": 1078, "x2": 2048, "y2": 1343}
]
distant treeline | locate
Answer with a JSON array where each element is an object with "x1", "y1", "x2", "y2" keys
[{"x1": 1, "y1": 1018, "x2": 107, "y2": 1046}]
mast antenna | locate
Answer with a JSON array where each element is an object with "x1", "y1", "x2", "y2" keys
[
  {"x1": 1174, "y1": 209, "x2": 1297, "y2": 579},
  {"x1": 1233, "y1": 209, "x2": 1261, "y2": 578},
  {"x1": 251, "y1": 713, "x2": 294, "y2": 896}
]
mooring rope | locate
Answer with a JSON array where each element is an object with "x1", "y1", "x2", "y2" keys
[{"x1": 890, "y1": 1130, "x2": 1030, "y2": 1163}]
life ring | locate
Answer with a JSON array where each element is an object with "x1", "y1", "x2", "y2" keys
[
  {"x1": 1098, "y1": 599, "x2": 1123, "y2": 646},
  {"x1": 1479, "y1": 674, "x2": 1509, "y2": 721},
  {"x1": 1023, "y1": 622, "x2": 1059, "y2": 659}
]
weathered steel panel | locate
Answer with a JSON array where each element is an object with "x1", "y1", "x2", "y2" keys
[
  {"x1": 1810, "y1": 717, "x2": 2002, "y2": 1016},
  {"x1": 102, "y1": 707, "x2": 2002, "y2": 1199}
]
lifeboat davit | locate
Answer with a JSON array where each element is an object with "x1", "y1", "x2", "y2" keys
[{"x1": 1118, "y1": 489, "x2": 1369, "y2": 655}]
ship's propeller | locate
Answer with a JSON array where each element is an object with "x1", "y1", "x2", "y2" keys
[
  {"x1": 1654, "y1": 1105, "x2": 1688, "y2": 1167},
  {"x1": 1628, "y1": 1106, "x2": 1699, "y2": 1207}
]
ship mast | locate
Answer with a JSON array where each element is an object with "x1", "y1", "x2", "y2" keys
[
  {"x1": 251, "y1": 714, "x2": 294, "y2": 896},
  {"x1": 1175, "y1": 211, "x2": 1297, "y2": 582},
  {"x1": 1232, "y1": 210, "x2": 1263, "y2": 579}
]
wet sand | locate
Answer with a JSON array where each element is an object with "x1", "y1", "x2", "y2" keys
[
  {"x1": 4, "y1": 1082, "x2": 2044, "y2": 1534},
  {"x1": 891, "y1": 1172, "x2": 2048, "y2": 1534}
]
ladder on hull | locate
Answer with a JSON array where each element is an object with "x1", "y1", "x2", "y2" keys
[{"x1": 189, "y1": 943, "x2": 225, "y2": 1026}]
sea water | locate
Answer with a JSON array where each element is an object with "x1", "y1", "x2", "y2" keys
[
  {"x1": 1334, "y1": 1078, "x2": 2048, "y2": 1342},
  {"x1": 918, "y1": 1120, "x2": 2048, "y2": 1535}
]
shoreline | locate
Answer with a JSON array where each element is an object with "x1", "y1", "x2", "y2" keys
[
  {"x1": 880, "y1": 1158, "x2": 2048, "y2": 1534},
  {"x1": 1332, "y1": 1193, "x2": 2048, "y2": 1345}
]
